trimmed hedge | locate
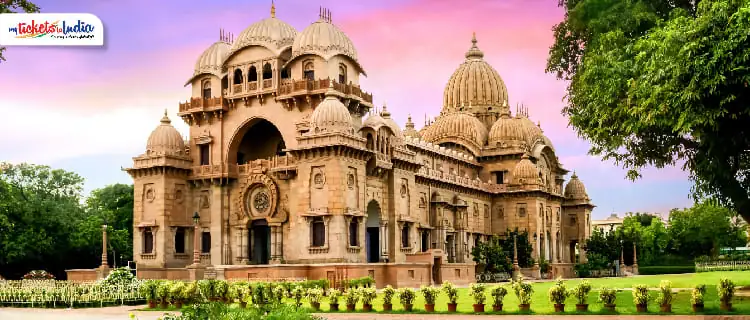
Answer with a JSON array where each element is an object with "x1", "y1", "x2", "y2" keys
[{"x1": 638, "y1": 266, "x2": 695, "y2": 275}]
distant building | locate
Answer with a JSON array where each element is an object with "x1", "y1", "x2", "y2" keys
[{"x1": 591, "y1": 213, "x2": 624, "y2": 233}]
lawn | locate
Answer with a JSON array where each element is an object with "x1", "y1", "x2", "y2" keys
[{"x1": 306, "y1": 271, "x2": 750, "y2": 315}]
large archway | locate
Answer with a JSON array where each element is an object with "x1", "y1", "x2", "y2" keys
[
  {"x1": 365, "y1": 200, "x2": 381, "y2": 263},
  {"x1": 229, "y1": 118, "x2": 287, "y2": 165}
]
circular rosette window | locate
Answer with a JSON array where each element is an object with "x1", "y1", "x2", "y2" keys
[{"x1": 245, "y1": 185, "x2": 274, "y2": 218}]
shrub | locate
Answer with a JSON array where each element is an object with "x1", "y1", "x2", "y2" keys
[
  {"x1": 101, "y1": 267, "x2": 136, "y2": 287},
  {"x1": 397, "y1": 287, "x2": 416, "y2": 306},
  {"x1": 139, "y1": 280, "x2": 159, "y2": 302},
  {"x1": 548, "y1": 278, "x2": 569, "y2": 305},
  {"x1": 382, "y1": 285, "x2": 395, "y2": 305},
  {"x1": 214, "y1": 281, "x2": 229, "y2": 300},
  {"x1": 156, "y1": 281, "x2": 171, "y2": 303},
  {"x1": 228, "y1": 281, "x2": 249, "y2": 303},
  {"x1": 691, "y1": 284, "x2": 706, "y2": 305},
  {"x1": 572, "y1": 280, "x2": 592, "y2": 305},
  {"x1": 441, "y1": 281, "x2": 459, "y2": 304},
  {"x1": 490, "y1": 285, "x2": 508, "y2": 306},
  {"x1": 420, "y1": 286, "x2": 440, "y2": 305},
  {"x1": 182, "y1": 282, "x2": 198, "y2": 304},
  {"x1": 512, "y1": 278, "x2": 533, "y2": 305},
  {"x1": 361, "y1": 287, "x2": 377, "y2": 305},
  {"x1": 638, "y1": 266, "x2": 694, "y2": 275},
  {"x1": 469, "y1": 283, "x2": 487, "y2": 305},
  {"x1": 197, "y1": 280, "x2": 214, "y2": 301},
  {"x1": 343, "y1": 288, "x2": 359, "y2": 306},
  {"x1": 272, "y1": 285, "x2": 285, "y2": 304},
  {"x1": 169, "y1": 281, "x2": 186, "y2": 304},
  {"x1": 327, "y1": 288, "x2": 341, "y2": 305},
  {"x1": 306, "y1": 288, "x2": 323, "y2": 305},
  {"x1": 657, "y1": 280, "x2": 673, "y2": 306},
  {"x1": 632, "y1": 284, "x2": 649, "y2": 306},
  {"x1": 718, "y1": 278, "x2": 735, "y2": 303},
  {"x1": 598, "y1": 287, "x2": 617, "y2": 305}
]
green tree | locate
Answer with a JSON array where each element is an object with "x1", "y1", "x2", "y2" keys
[
  {"x1": 668, "y1": 202, "x2": 747, "y2": 257},
  {"x1": 0, "y1": 0, "x2": 41, "y2": 63},
  {"x1": 547, "y1": 0, "x2": 750, "y2": 223},
  {"x1": 0, "y1": 162, "x2": 85, "y2": 279}
]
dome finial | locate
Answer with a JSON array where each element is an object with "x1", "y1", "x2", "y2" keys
[
  {"x1": 324, "y1": 78, "x2": 336, "y2": 98},
  {"x1": 271, "y1": 0, "x2": 276, "y2": 18},
  {"x1": 380, "y1": 102, "x2": 391, "y2": 118},
  {"x1": 161, "y1": 109, "x2": 171, "y2": 124},
  {"x1": 465, "y1": 32, "x2": 484, "y2": 59},
  {"x1": 572, "y1": 171, "x2": 578, "y2": 178}
]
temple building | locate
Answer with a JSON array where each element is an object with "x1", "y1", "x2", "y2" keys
[{"x1": 125, "y1": 5, "x2": 594, "y2": 286}]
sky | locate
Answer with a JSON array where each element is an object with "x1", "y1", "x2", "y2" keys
[{"x1": 0, "y1": 0, "x2": 695, "y2": 219}]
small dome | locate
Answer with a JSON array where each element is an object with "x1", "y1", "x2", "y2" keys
[
  {"x1": 421, "y1": 112, "x2": 488, "y2": 155},
  {"x1": 309, "y1": 83, "x2": 353, "y2": 133},
  {"x1": 147, "y1": 111, "x2": 186, "y2": 157},
  {"x1": 488, "y1": 114, "x2": 526, "y2": 146},
  {"x1": 292, "y1": 17, "x2": 358, "y2": 62},
  {"x1": 228, "y1": 6, "x2": 298, "y2": 58},
  {"x1": 379, "y1": 104, "x2": 403, "y2": 141},
  {"x1": 403, "y1": 115, "x2": 420, "y2": 139},
  {"x1": 186, "y1": 41, "x2": 230, "y2": 85},
  {"x1": 564, "y1": 172, "x2": 589, "y2": 200},
  {"x1": 512, "y1": 154, "x2": 539, "y2": 185},
  {"x1": 517, "y1": 114, "x2": 543, "y2": 144},
  {"x1": 443, "y1": 33, "x2": 509, "y2": 114},
  {"x1": 362, "y1": 113, "x2": 386, "y2": 129}
]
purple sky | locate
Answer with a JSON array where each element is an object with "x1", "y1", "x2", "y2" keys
[{"x1": 0, "y1": 0, "x2": 694, "y2": 218}]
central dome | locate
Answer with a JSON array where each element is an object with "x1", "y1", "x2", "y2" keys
[
  {"x1": 443, "y1": 34, "x2": 509, "y2": 115},
  {"x1": 227, "y1": 6, "x2": 298, "y2": 58},
  {"x1": 292, "y1": 18, "x2": 358, "y2": 62}
]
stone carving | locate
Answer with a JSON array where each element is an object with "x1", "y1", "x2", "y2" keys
[
  {"x1": 312, "y1": 167, "x2": 326, "y2": 189},
  {"x1": 145, "y1": 188, "x2": 155, "y2": 202},
  {"x1": 235, "y1": 173, "x2": 278, "y2": 221},
  {"x1": 200, "y1": 193, "x2": 210, "y2": 208},
  {"x1": 253, "y1": 191, "x2": 270, "y2": 213},
  {"x1": 175, "y1": 189, "x2": 184, "y2": 203},
  {"x1": 347, "y1": 173, "x2": 355, "y2": 189},
  {"x1": 400, "y1": 184, "x2": 407, "y2": 198},
  {"x1": 473, "y1": 203, "x2": 479, "y2": 216},
  {"x1": 484, "y1": 204, "x2": 489, "y2": 218}
]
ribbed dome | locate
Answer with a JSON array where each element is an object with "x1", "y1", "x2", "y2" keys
[
  {"x1": 421, "y1": 112, "x2": 488, "y2": 155},
  {"x1": 193, "y1": 41, "x2": 230, "y2": 78},
  {"x1": 402, "y1": 115, "x2": 420, "y2": 139},
  {"x1": 512, "y1": 154, "x2": 539, "y2": 185},
  {"x1": 362, "y1": 113, "x2": 386, "y2": 129},
  {"x1": 488, "y1": 114, "x2": 526, "y2": 146},
  {"x1": 228, "y1": 7, "x2": 298, "y2": 58},
  {"x1": 309, "y1": 83, "x2": 353, "y2": 133},
  {"x1": 443, "y1": 33, "x2": 509, "y2": 114},
  {"x1": 292, "y1": 18, "x2": 358, "y2": 62},
  {"x1": 146, "y1": 111, "x2": 186, "y2": 157},
  {"x1": 564, "y1": 172, "x2": 589, "y2": 200},
  {"x1": 518, "y1": 115, "x2": 543, "y2": 144}
]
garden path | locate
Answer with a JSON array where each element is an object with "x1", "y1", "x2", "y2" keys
[{"x1": 0, "y1": 305, "x2": 163, "y2": 320}]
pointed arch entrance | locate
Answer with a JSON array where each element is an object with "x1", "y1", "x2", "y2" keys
[{"x1": 366, "y1": 200, "x2": 381, "y2": 263}]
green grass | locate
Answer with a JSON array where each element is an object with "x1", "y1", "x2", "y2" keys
[{"x1": 142, "y1": 271, "x2": 750, "y2": 315}]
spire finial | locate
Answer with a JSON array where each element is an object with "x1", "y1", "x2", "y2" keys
[
  {"x1": 465, "y1": 32, "x2": 484, "y2": 59},
  {"x1": 160, "y1": 109, "x2": 171, "y2": 124},
  {"x1": 472, "y1": 31, "x2": 477, "y2": 44},
  {"x1": 271, "y1": 0, "x2": 276, "y2": 18},
  {"x1": 381, "y1": 102, "x2": 390, "y2": 117}
]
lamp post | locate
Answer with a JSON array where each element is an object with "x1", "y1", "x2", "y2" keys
[
  {"x1": 192, "y1": 212, "x2": 201, "y2": 266},
  {"x1": 101, "y1": 218, "x2": 108, "y2": 269}
]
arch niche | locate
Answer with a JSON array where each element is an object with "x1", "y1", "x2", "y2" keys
[
  {"x1": 365, "y1": 200, "x2": 381, "y2": 263},
  {"x1": 228, "y1": 117, "x2": 288, "y2": 165}
]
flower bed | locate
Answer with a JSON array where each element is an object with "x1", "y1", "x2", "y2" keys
[{"x1": 0, "y1": 280, "x2": 145, "y2": 308}]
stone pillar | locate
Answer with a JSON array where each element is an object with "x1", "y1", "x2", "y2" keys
[
  {"x1": 632, "y1": 242, "x2": 639, "y2": 275},
  {"x1": 188, "y1": 221, "x2": 205, "y2": 280},
  {"x1": 101, "y1": 225, "x2": 109, "y2": 268},
  {"x1": 532, "y1": 235, "x2": 541, "y2": 279},
  {"x1": 270, "y1": 224, "x2": 282, "y2": 264},
  {"x1": 619, "y1": 247, "x2": 626, "y2": 276},
  {"x1": 551, "y1": 232, "x2": 558, "y2": 263},
  {"x1": 240, "y1": 227, "x2": 249, "y2": 264},
  {"x1": 580, "y1": 240, "x2": 588, "y2": 264},
  {"x1": 512, "y1": 235, "x2": 521, "y2": 280},
  {"x1": 249, "y1": 228, "x2": 254, "y2": 263},
  {"x1": 380, "y1": 220, "x2": 388, "y2": 261}
]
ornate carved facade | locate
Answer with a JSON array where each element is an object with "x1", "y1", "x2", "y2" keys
[{"x1": 126, "y1": 5, "x2": 594, "y2": 284}]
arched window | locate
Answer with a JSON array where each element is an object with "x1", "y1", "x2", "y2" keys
[
  {"x1": 221, "y1": 75, "x2": 228, "y2": 92},
  {"x1": 366, "y1": 133, "x2": 374, "y2": 150},
  {"x1": 401, "y1": 223, "x2": 410, "y2": 248},
  {"x1": 202, "y1": 81, "x2": 211, "y2": 99},
  {"x1": 143, "y1": 227, "x2": 154, "y2": 254},
  {"x1": 311, "y1": 217, "x2": 326, "y2": 247},
  {"x1": 233, "y1": 69, "x2": 243, "y2": 85},
  {"x1": 262, "y1": 63, "x2": 272, "y2": 80},
  {"x1": 338, "y1": 64, "x2": 347, "y2": 83},
  {"x1": 303, "y1": 61, "x2": 315, "y2": 81},
  {"x1": 174, "y1": 228, "x2": 185, "y2": 254},
  {"x1": 248, "y1": 66, "x2": 258, "y2": 82},
  {"x1": 348, "y1": 218, "x2": 359, "y2": 246},
  {"x1": 280, "y1": 67, "x2": 289, "y2": 79},
  {"x1": 201, "y1": 232, "x2": 211, "y2": 253}
]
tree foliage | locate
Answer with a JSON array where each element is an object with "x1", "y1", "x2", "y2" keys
[
  {"x1": 472, "y1": 229, "x2": 534, "y2": 273},
  {"x1": 548, "y1": 0, "x2": 750, "y2": 222},
  {"x1": 0, "y1": 0, "x2": 41, "y2": 63},
  {"x1": 0, "y1": 162, "x2": 133, "y2": 279}
]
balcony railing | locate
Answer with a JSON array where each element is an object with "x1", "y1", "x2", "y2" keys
[
  {"x1": 277, "y1": 79, "x2": 373, "y2": 103},
  {"x1": 263, "y1": 79, "x2": 272, "y2": 89},
  {"x1": 178, "y1": 97, "x2": 226, "y2": 113},
  {"x1": 233, "y1": 84, "x2": 243, "y2": 93},
  {"x1": 190, "y1": 155, "x2": 297, "y2": 180}
]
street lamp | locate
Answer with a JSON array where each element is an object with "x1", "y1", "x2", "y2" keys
[
  {"x1": 101, "y1": 217, "x2": 108, "y2": 268},
  {"x1": 192, "y1": 212, "x2": 201, "y2": 265}
]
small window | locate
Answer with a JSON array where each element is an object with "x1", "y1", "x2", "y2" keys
[
  {"x1": 262, "y1": 63, "x2": 272, "y2": 80},
  {"x1": 199, "y1": 145, "x2": 210, "y2": 166},
  {"x1": 201, "y1": 232, "x2": 211, "y2": 253},
  {"x1": 311, "y1": 217, "x2": 325, "y2": 247},
  {"x1": 518, "y1": 206, "x2": 527, "y2": 217},
  {"x1": 421, "y1": 230, "x2": 429, "y2": 252},
  {"x1": 303, "y1": 61, "x2": 314, "y2": 81},
  {"x1": 348, "y1": 218, "x2": 359, "y2": 247},
  {"x1": 143, "y1": 227, "x2": 154, "y2": 254},
  {"x1": 248, "y1": 66, "x2": 258, "y2": 82},
  {"x1": 338, "y1": 64, "x2": 347, "y2": 83},
  {"x1": 202, "y1": 81, "x2": 211, "y2": 99},
  {"x1": 401, "y1": 223, "x2": 410, "y2": 248},
  {"x1": 495, "y1": 171, "x2": 505, "y2": 184},
  {"x1": 175, "y1": 228, "x2": 185, "y2": 254},
  {"x1": 233, "y1": 69, "x2": 243, "y2": 85}
]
